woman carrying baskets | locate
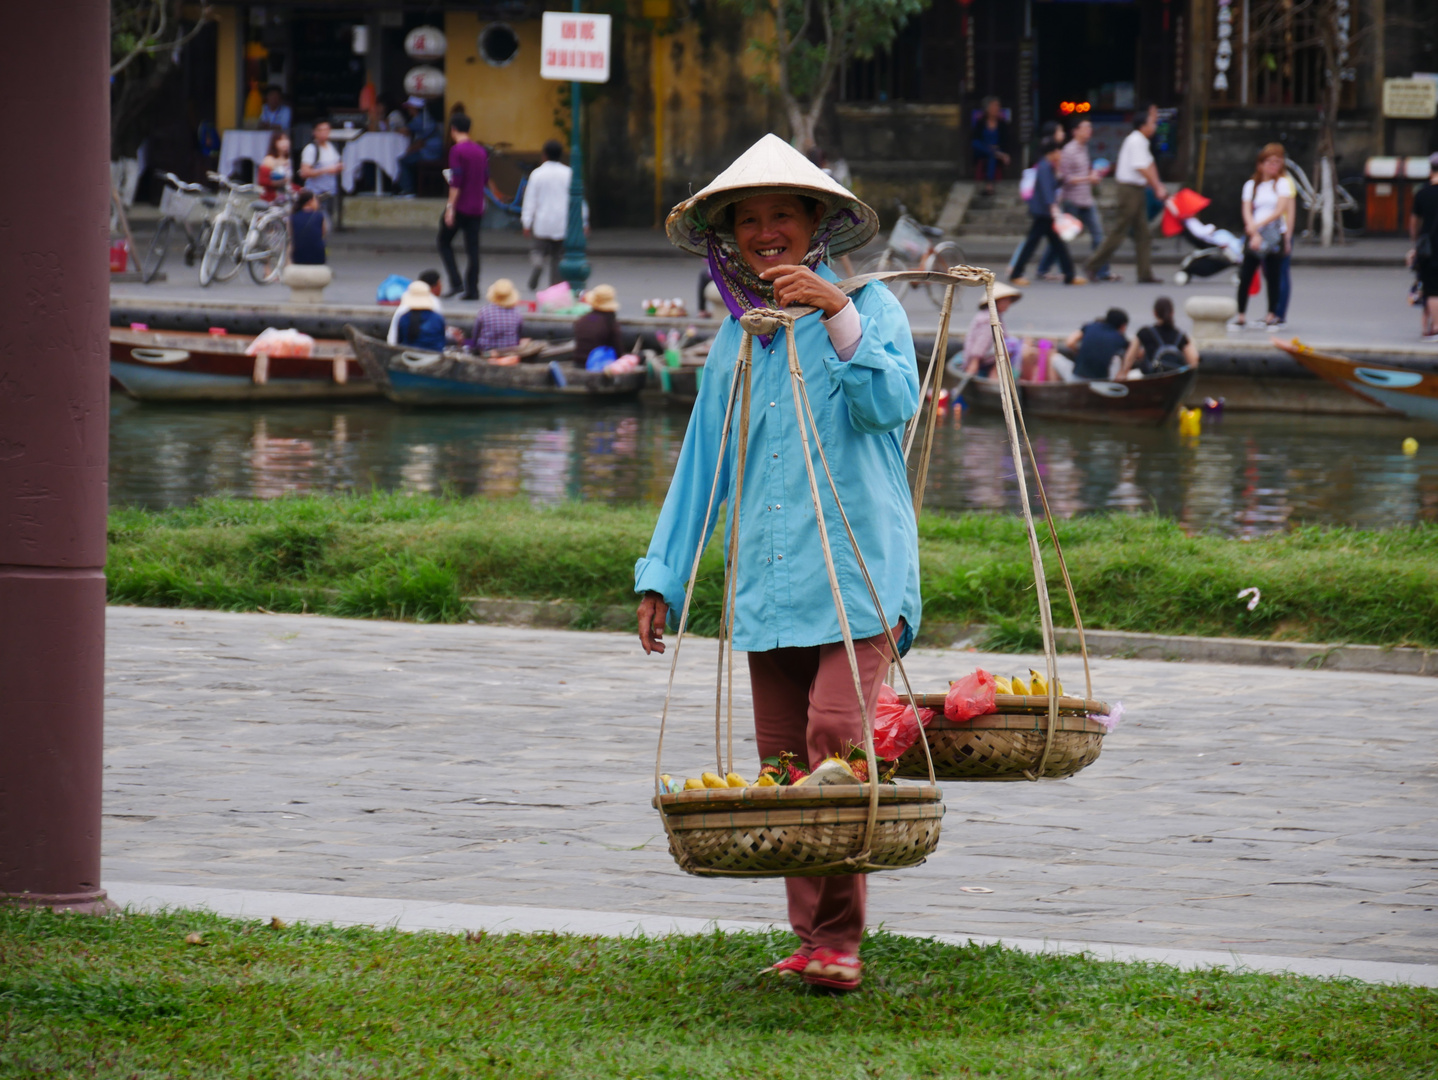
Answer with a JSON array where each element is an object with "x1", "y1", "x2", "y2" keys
[{"x1": 635, "y1": 135, "x2": 922, "y2": 992}]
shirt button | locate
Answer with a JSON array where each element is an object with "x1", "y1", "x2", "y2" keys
[
  {"x1": 769, "y1": 401, "x2": 776, "y2": 407},
  {"x1": 772, "y1": 453, "x2": 778, "y2": 458},
  {"x1": 777, "y1": 554, "x2": 783, "y2": 560},
  {"x1": 774, "y1": 504, "x2": 781, "y2": 509}
]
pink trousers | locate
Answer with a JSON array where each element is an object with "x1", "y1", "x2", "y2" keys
[{"x1": 747, "y1": 628, "x2": 894, "y2": 955}]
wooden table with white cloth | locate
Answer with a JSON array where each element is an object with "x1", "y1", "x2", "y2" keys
[
  {"x1": 216, "y1": 130, "x2": 274, "y2": 181},
  {"x1": 341, "y1": 132, "x2": 409, "y2": 194}
]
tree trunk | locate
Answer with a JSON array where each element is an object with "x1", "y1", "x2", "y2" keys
[{"x1": 785, "y1": 100, "x2": 815, "y2": 152}]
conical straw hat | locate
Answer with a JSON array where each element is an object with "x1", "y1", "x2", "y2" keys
[
  {"x1": 977, "y1": 281, "x2": 1023, "y2": 307},
  {"x1": 665, "y1": 133, "x2": 878, "y2": 258}
]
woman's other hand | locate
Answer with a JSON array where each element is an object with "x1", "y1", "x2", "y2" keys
[
  {"x1": 759, "y1": 265, "x2": 848, "y2": 317},
  {"x1": 637, "y1": 591, "x2": 669, "y2": 654}
]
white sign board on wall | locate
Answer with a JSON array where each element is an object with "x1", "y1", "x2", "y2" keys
[
  {"x1": 1383, "y1": 78, "x2": 1438, "y2": 119},
  {"x1": 540, "y1": 11, "x2": 612, "y2": 83}
]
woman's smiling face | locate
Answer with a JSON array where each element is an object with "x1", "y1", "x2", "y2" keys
[{"x1": 731, "y1": 194, "x2": 823, "y2": 275}]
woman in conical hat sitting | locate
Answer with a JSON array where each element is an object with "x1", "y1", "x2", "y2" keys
[{"x1": 634, "y1": 134, "x2": 922, "y2": 992}]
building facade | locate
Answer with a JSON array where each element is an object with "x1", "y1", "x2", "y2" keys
[{"x1": 133, "y1": 2, "x2": 1436, "y2": 230}]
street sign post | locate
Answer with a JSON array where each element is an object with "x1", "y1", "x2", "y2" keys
[{"x1": 541, "y1": 8, "x2": 612, "y2": 293}]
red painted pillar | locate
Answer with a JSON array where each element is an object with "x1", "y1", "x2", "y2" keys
[{"x1": 0, "y1": 1, "x2": 112, "y2": 911}]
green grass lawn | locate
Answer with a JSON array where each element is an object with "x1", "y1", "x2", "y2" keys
[
  {"x1": 106, "y1": 493, "x2": 1438, "y2": 649},
  {"x1": 2, "y1": 906, "x2": 1433, "y2": 1079}
]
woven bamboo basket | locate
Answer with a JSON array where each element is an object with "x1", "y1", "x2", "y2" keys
[
  {"x1": 893, "y1": 693, "x2": 1109, "y2": 782},
  {"x1": 654, "y1": 783, "x2": 944, "y2": 877}
]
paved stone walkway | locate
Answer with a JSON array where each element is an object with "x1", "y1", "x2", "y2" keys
[{"x1": 103, "y1": 606, "x2": 1438, "y2": 965}]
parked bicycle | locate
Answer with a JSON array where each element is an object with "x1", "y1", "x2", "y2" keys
[
  {"x1": 862, "y1": 201, "x2": 967, "y2": 308},
  {"x1": 139, "y1": 172, "x2": 217, "y2": 284},
  {"x1": 199, "y1": 173, "x2": 289, "y2": 287}
]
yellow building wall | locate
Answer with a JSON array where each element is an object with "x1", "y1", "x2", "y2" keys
[
  {"x1": 215, "y1": 6, "x2": 239, "y2": 129},
  {"x1": 443, "y1": 13, "x2": 565, "y2": 152}
]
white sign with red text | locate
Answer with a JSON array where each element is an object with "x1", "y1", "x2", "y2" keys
[{"x1": 540, "y1": 11, "x2": 611, "y2": 83}]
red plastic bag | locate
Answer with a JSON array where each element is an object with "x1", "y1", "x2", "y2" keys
[
  {"x1": 872, "y1": 684, "x2": 936, "y2": 761},
  {"x1": 944, "y1": 669, "x2": 998, "y2": 722}
]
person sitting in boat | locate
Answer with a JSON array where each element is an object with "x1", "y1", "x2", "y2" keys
[
  {"x1": 574, "y1": 284, "x2": 622, "y2": 365},
  {"x1": 962, "y1": 281, "x2": 1038, "y2": 380},
  {"x1": 387, "y1": 270, "x2": 443, "y2": 345},
  {"x1": 1059, "y1": 307, "x2": 1130, "y2": 382},
  {"x1": 634, "y1": 133, "x2": 920, "y2": 993},
  {"x1": 469, "y1": 278, "x2": 526, "y2": 355},
  {"x1": 393, "y1": 280, "x2": 448, "y2": 352},
  {"x1": 1118, "y1": 296, "x2": 1198, "y2": 379}
]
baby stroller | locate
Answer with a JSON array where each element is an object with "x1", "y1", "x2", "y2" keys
[{"x1": 1162, "y1": 188, "x2": 1243, "y2": 286}]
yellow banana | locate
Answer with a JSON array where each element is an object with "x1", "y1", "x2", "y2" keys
[
  {"x1": 1011, "y1": 676, "x2": 1030, "y2": 696},
  {"x1": 683, "y1": 777, "x2": 705, "y2": 791},
  {"x1": 753, "y1": 774, "x2": 778, "y2": 787},
  {"x1": 725, "y1": 772, "x2": 749, "y2": 788},
  {"x1": 701, "y1": 772, "x2": 727, "y2": 789},
  {"x1": 993, "y1": 675, "x2": 1013, "y2": 695},
  {"x1": 1055, "y1": 678, "x2": 1065, "y2": 698},
  {"x1": 1029, "y1": 670, "x2": 1048, "y2": 695}
]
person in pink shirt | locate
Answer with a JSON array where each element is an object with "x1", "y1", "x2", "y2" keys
[{"x1": 439, "y1": 114, "x2": 489, "y2": 299}]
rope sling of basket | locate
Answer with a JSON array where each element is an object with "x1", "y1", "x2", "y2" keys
[{"x1": 652, "y1": 273, "x2": 1096, "y2": 874}]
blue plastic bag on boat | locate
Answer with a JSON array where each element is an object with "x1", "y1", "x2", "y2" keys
[
  {"x1": 376, "y1": 274, "x2": 410, "y2": 305},
  {"x1": 585, "y1": 346, "x2": 617, "y2": 372}
]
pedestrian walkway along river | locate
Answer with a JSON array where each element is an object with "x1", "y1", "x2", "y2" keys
[{"x1": 103, "y1": 607, "x2": 1436, "y2": 966}]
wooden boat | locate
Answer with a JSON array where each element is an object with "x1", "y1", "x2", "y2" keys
[
  {"x1": 640, "y1": 342, "x2": 709, "y2": 408},
  {"x1": 110, "y1": 327, "x2": 373, "y2": 402},
  {"x1": 1272, "y1": 337, "x2": 1438, "y2": 424},
  {"x1": 955, "y1": 360, "x2": 1196, "y2": 425},
  {"x1": 346, "y1": 327, "x2": 646, "y2": 407}
]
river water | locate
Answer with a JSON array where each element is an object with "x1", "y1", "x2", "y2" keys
[{"x1": 109, "y1": 398, "x2": 1437, "y2": 537}]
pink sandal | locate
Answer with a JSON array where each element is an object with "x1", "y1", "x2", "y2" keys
[
  {"x1": 765, "y1": 949, "x2": 812, "y2": 977},
  {"x1": 802, "y1": 946, "x2": 863, "y2": 991}
]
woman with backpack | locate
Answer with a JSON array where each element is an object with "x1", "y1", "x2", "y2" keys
[
  {"x1": 1231, "y1": 144, "x2": 1294, "y2": 329},
  {"x1": 1119, "y1": 296, "x2": 1198, "y2": 378}
]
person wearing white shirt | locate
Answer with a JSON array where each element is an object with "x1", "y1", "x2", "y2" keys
[
  {"x1": 1084, "y1": 104, "x2": 1168, "y2": 284},
  {"x1": 1233, "y1": 144, "x2": 1296, "y2": 329},
  {"x1": 520, "y1": 140, "x2": 587, "y2": 291},
  {"x1": 299, "y1": 120, "x2": 343, "y2": 217}
]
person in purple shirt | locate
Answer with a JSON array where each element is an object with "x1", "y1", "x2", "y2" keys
[{"x1": 439, "y1": 114, "x2": 489, "y2": 299}]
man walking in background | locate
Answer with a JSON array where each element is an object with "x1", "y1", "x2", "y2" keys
[
  {"x1": 1084, "y1": 104, "x2": 1167, "y2": 284},
  {"x1": 438, "y1": 114, "x2": 487, "y2": 300},
  {"x1": 521, "y1": 139, "x2": 585, "y2": 292},
  {"x1": 1057, "y1": 118, "x2": 1116, "y2": 282}
]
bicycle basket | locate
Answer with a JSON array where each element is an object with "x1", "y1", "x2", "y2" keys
[
  {"x1": 888, "y1": 217, "x2": 929, "y2": 263},
  {"x1": 160, "y1": 186, "x2": 202, "y2": 220}
]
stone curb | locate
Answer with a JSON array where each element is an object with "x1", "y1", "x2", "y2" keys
[
  {"x1": 464, "y1": 598, "x2": 1436, "y2": 677},
  {"x1": 1048, "y1": 627, "x2": 1437, "y2": 677},
  {"x1": 104, "y1": 882, "x2": 1438, "y2": 987}
]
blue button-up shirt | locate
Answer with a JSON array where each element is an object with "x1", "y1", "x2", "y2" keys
[{"x1": 635, "y1": 266, "x2": 922, "y2": 654}]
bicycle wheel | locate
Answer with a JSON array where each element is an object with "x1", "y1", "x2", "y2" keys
[
  {"x1": 922, "y1": 241, "x2": 968, "y2": 307},
  {"x1": 185, "y1": 221, "x2": 210, "y2": 267},
  {"x1": 246, "y1": 216, "x2": 288, "y2": 285},
  {"x1": 213, "y1": 218, "x2": 244, "y2": 283},
  {"x1": 199, "y1": 218, "x2": 230, "y2": 286},
  {"x1": 139, "y1": 217, "x2": 174, "y2": 284},
  {"x1": 861, "y1": 247, "x2": 903, "y2": 275}
]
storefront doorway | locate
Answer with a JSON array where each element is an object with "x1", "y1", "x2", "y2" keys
[{"x1": 1033, "y1": 1, "x2": 1141, "y2": 122}]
